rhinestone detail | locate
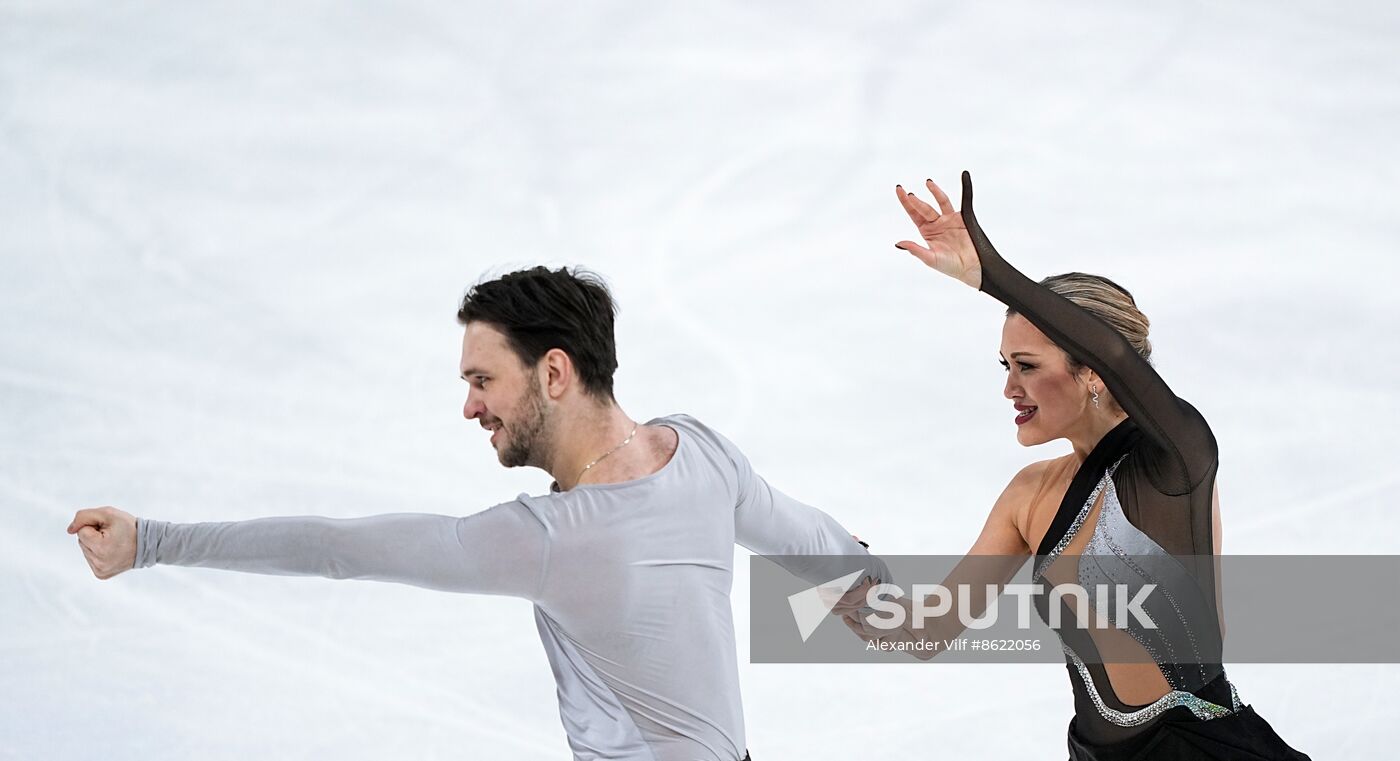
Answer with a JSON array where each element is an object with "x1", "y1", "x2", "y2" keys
[{"x1": 1064, "y1": 645, "x2": 1237, "y2": 727}]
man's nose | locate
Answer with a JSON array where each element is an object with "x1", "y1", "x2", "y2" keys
[{"x1": 463, "y1": 397, "x2": 486, "y2": 420}]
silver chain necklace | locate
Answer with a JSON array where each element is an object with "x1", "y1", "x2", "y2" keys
[{"x1": 576, "y1": 423, "x2": 639, "y2": 483}]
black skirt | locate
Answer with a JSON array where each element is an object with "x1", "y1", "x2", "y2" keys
[{"x1": 1067, "y1": 704, "x2": 1311, "y2": 761}]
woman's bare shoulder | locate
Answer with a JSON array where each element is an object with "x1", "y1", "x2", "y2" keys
[{"x1": 1010, "y1": 454, "x2": 1076, "y2": 489}]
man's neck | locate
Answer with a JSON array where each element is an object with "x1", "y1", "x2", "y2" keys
[{"x1": 546, "y1": 402, "x2": 640, "y2": 491}]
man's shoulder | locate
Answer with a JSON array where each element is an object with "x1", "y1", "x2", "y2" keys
[
  {"x1": 646, "y1": 412, "x2": 702, "y2": 431},
  {"x1": 647, "y1": 413, "x2": 740, "y2": 458}
]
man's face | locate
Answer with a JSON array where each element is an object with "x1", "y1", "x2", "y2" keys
[{"x1": 459, "y1": 322, "x2": 550, "y2": 468}]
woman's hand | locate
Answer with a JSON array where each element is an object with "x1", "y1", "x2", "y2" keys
[
  {"x1": 839, "y1": 593, "x2": 940, "y2": 661},
  {"x1": 894, "y1": 177, "x2": 982, "y2": 290},
  {"x1": 827, "y1": 576, "x2": 878, "y2": 620}
]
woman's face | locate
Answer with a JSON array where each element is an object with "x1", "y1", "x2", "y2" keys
[{"x1": 999, "y1": 314, "x2": 1093, "y2": 447}]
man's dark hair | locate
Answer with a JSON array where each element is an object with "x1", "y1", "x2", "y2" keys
[{"x1": 457, "y1": 266, "x2": 619, "y2": 400}]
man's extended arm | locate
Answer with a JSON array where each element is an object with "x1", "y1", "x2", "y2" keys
[{"x1": 68, "y1": 503, "x2": 548, "y2": 600}]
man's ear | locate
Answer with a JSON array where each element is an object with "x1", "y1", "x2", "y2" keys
[{"x1": 541, "y1": 348, "x2": 574, "y2": 400}]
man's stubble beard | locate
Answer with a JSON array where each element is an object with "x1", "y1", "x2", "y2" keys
[{"x1": 500, "y1": 372, "x2": 552, "y2": 469}]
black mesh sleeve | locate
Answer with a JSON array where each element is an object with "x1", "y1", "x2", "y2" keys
[{"x1": 958, "y1": 171, "x2": 1216, "y2": 495}]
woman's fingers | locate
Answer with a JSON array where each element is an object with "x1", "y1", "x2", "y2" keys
[
  {"x1": 895, "y1": 185, "x2": 923, "y2": 226},
  {"x1": 895, "y1": 240, "x2": 941, "y2": 270},
  {"x1": 926, "y1": 178, "x2": 954, "y2": 216},
  {"x1": 895, "y1": 184, "x2": 939, "y2": 226},
  {"x1": 830, "y1": 582, "x2": 872, "y2": 616},
  {"x1": 841, "y1": 613, "x2": 879, "y2": 643}
]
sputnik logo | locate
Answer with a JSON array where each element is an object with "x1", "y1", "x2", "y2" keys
[{"x1": 787, "y1": 569, "x2": 866, "y2": 642}]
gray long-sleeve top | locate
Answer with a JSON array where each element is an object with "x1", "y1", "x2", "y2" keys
[{"x1": 134, "y1": 413, "x2": 887, "y2": 761}]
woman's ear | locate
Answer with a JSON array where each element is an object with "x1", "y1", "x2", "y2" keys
[{"x1": 1082, "y1": 369, "x2": 1125, "y2": 415}]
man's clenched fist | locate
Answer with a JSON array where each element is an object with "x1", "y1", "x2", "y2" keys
[{"x1": 67, "y1": 506, "x2": 138, "y2": 579}]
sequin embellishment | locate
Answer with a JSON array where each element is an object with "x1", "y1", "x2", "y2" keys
[{"x1": 1063, "y1": 646, "x2": 1238, "y2": 726}]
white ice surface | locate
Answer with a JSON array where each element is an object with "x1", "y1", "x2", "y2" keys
[{"x1": 3, "y1": 2, "x2": 1398, "y2": 758}]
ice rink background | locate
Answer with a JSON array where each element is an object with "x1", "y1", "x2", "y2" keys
[{"x1": 4, "y1": 1, "x2": 1398, "y2": 758}]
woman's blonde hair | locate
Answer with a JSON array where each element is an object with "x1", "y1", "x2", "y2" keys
[{"x1": 1005, "y1": 272, "x2": 1152, "y2": 369}]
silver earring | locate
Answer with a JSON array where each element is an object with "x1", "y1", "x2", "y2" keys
[{"x1": 1091, "y1": 386, "x2": 1101, "y2": 408}]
